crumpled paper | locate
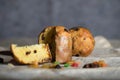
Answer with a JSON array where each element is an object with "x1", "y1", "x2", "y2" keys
[
  {"x1": 0, "y1": 36, "x2": 120, "y2": 80},
  {"x1": 95, "y1": 36, "x2": 113, "y2": 48}
]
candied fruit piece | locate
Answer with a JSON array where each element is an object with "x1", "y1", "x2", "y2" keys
[
  {"x1": 54, "y1": 64, "x2": 61, "y2": 69},
  {"x1": 71, "y1": 62, "x2": 79, "y2": 67},
  {"x1": 64, "y1": 63, "x2": 70, "y2": 67},
  {"x1": 83, "y1": 60, "x2": 107, "y2": 68}
]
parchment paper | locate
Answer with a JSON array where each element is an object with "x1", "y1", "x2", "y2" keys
[{"x1": 0, "y1": 36, "x2": 120, "y2": 80}]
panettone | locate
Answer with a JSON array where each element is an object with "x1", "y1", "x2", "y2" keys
[
  {"x1": 69, "y1": 27, "x2": 95, "y2": 57},
  {"x1": 39, "y1": 26, "x2": 72, "y2": 63},
  {"x1": 11, "y1": 44, "x2": 52, "y2": 64}
]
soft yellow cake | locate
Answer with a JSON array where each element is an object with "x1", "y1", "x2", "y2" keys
[{"x1": 10, "y1": 44, "x2": 52, "y2": 64}]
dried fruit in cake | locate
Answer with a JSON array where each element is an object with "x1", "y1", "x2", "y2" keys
[
  {"x1": 0, "y1": 57, "x2": 4, "y2": 63},
  {"x1": 71, "y1": 62, "x2": 79, "y2": 67},
  {"x1": 39, "y1": 26, "x2": 72, "y2": 63},
  {"x1": 83, "y1": 60, "x2": 107, "y2": 68},
  {"x1": 41, "y1": 63, "x2": 61, "y2": 69},
  {"x1": 64, "y1": 63, "x2": 70, "y2": 67},
  {"x1": 69, "y1": 27, "x2": 95, "y2": 57},
  {"x1": 10, "y1": 44, "x2": 52, "y2": 65}
]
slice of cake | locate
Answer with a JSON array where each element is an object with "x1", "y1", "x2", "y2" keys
[
  {"x1": 10, "y1": 44, "x2": 52, "y2": 64},
  {"x1": 39, "y1": 26, "x2": 72, "y2": 63}
]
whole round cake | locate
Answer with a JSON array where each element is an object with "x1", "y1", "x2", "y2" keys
[{"x1": 69, "y1": 27, "x2": 95, "y2": 57}]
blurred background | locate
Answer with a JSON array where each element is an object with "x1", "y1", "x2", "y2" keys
[{"x1": 0, "y1": 0, "x2": 120, "y2": 40}]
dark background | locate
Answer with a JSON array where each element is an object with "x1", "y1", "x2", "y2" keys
[{"x1": 0, "y1": 0, "x2": 120, "y2": 39}]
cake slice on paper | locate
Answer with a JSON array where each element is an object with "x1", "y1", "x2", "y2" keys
[{"x1": 10, "y1": 44, "x2": 52, "y2": 65}]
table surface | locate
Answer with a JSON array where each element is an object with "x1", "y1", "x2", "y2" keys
[{"x1": 0, "y1": 37, "x2": 120, "y2": 80}]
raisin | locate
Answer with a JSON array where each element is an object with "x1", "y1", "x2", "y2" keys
[
  {"x1": 26, "y1": 51, "x2": 31, "y2": 55},
  {"x1": 83, "y1": 64, "x2": 89, "y2": 68},
  {"x1": 92, "y1": 63, "x2": 99, "y2": 68},
  {"x1": 89, "y1": 64, "x2": 93, "y2": 67},
  {"x1": 83, "y1": 63, "x2": 99, "y2": 68},
  {"x1": 34, "y1": 50, "x2": 37, "y2": 53},
  {"x1": 64, "y1": 28, "x2": 68, "y2": 32},
  {"x1": 54, "y1": 64, "x2": 61, "y2": 69},
  {"x1": 42, "y1": 34, "x2": 45, "y2": 40},
  {"x1": 51, "y1": 35, "x2": 54, "y2": 39},
  {"x1": 0, "y1": 57, "x2": 4, "y2": 63},
  {"x1": 74, "y1": 28, "x2": 79, "y2": 31},
  {"x1": 83, "y1": 37, "x2": 86, "y2": 40},
  {"x1": 75, "y1": 54, "x2": 79, "y2": 57}
]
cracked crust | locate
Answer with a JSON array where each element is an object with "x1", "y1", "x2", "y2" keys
[{"x1": 69, "y1": 27, "x2": 95, "y2": 57}]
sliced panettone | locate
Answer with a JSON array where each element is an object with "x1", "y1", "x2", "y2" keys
[
  {"x1": 39, "y1": 26, "x2": 72, "y2": 63},
  {"x1": 10, "y1": 44, "x2": 52, "y2": 64},
  {"x1": 69, "y1": 27, "x2": 95, "y2": 57}
]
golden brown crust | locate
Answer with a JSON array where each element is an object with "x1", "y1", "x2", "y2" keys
[
  {"x1": 69, "y1": 27, "x2": 95, "y2": 57},
  {"x1": 38, "y1": 26, "x2": 55, "y2": 44}
]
